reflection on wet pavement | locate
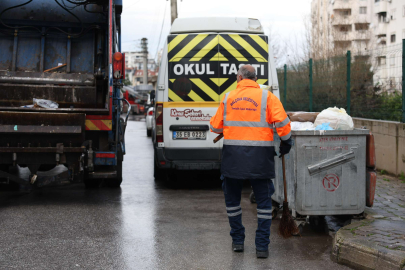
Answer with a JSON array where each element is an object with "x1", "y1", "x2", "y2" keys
[{"x1": 0, "y1": 120, "x2": 349, "y2": 269}]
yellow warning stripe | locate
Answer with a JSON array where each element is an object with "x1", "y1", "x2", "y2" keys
[
  {"x1": 229, "y1": 34, "x2": 267, "y2": 62},
  {"x1": 85, "y1": 120, "x2": 99, "y2": 130},
  {"x1": 218, "y1": 35, "x2": 248, "y2": 61},
  {"x1": 170, "y1": 34, "x2": 208, "y2": 62},
  {"x1": 189, "y1": 78, "x2": 219, "y2": 101},
  {"x1": 257, "y1": 79, "x2": 268, "y2": 85},
  {"x1": 250, "y1": 35, "x2": 268, "y2": 53},
  {"x1": 168, "y1": 34, "x2": 188, "y2": 53},
  {"x1": 219, "y1": 81, "x2": 237, "y2": 101},
  {"x1": 189, "y1": 36, "x2": 218, "y2": 61},
  {"x1": 210, "y1": 52, "x2": 228, "y2": 61},
  {"x1": 163, "y1": 102, "x2": 220, "y2": 108},
  {"x1": 169, "y1": 89, "x2": 183, "y2": 101},
  {"x1": 188, "y1": 90, "x2": 204, "y2": 101},
  {"x1": 210, "y1": 78, "x2": 228, "y2": 87},
  {"x1": 85, "y1": 120, "x2": 112, "y2": 131}
]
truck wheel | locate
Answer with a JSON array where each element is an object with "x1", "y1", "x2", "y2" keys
[
  {"x1": 147, "y1": 129, "x2": 152, "y2": 137},
  {"x1": 107, "y1": 160, "x2": 122, "y2": 188}
]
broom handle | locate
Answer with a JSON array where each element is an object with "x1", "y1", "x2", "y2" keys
[
  {"x1": 213, "y1": 133, "x2": 224, "y2": 143},
  {"x1": 282, "y1": 155, "x2": 288, "y2": 203}
]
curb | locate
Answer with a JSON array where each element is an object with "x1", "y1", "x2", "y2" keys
[{"x1": 331, "y1": 220, "x2": 405, "y2": 270}]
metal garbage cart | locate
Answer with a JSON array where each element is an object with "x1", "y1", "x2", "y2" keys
[{"x1": 270, "y1": 129, "x2": 370, "y2": 228}]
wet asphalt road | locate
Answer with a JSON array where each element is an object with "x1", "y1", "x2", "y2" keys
[{"x1": 0, "y1": 119, "x2": 350, "y2": 270}]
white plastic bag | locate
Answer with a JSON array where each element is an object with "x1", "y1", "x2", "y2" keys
[
  {"x1": 314, "y1": 107, "x2": 354, "y2": 130},
  {"x1": 33, "y1": 98, "x2": 59, "y2": 109},
  {"x1": 259, "y1": 84, "x2": 271, "y2": 91},
  {"x1": 291, "y1": 121, "x2": 315, "y2": 130}
]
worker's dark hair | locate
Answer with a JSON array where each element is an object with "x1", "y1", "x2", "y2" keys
[{"x1": 238, "y1": 65, "x2": 256, "y2": 80}]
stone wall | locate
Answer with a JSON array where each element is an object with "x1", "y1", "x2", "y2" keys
[{"x1": 353, "y1": 118, "x2": 405, "y2": 176}]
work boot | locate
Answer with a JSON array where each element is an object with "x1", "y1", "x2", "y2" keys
[
  {"x1": 232, "y1": 242, "x2": 244, "y2": 252},
  {"x1": 256, "y1": 249, "x2": 269, "y2": 258}
]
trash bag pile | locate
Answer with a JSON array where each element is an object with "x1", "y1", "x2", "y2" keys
[{"x1": 288, "y1": 107, "x2": 354, "y2": 131}]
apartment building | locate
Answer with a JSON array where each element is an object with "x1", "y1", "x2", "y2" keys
[
  {"x1": 123, "y1": 51, "x2": 158, "y2": 86},
  {"x1": 373, "y1": 0, "x2": 404, "y2": 91},
  {"x1": 311, "y1": 0, "x2": 404, "y2": 91},
  {"x1": 311, "y1": 0, "x2": 374, "y2": 58},
  {"x1": 123, "y1": 51, "x2": 157, "y2": 71}
]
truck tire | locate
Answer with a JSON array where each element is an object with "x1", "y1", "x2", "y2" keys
[
  {"x1": 147, "y1": 129, "x2": 152, "y2": 137},
  {"x1": 107, "y1": 160, "x2": 122, "y2": 188}
]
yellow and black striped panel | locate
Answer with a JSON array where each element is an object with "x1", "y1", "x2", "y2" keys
[{"x1": 167, "y1": 34, "x2": 269, "y2": 102}]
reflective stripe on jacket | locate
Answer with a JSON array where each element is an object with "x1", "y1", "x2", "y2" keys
[{"x1": 210, "y1": 79, "x2": 291, "y2": 179}]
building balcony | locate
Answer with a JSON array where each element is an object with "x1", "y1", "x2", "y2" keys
[
  {"x1": 376, "y1": 23, "x2": 387, "y2": 36},
  {"x1": 374, "y1": 45, "x2": 387, "y2": 56},
  {"x1": 353, "y1": 31, "x2": 371, "y2": 41},
  {"x1": 331, "y1": 15, "x2": 352, "y2": 25},
  {"x1": 333, "y1": 0, "x2": 352, "y2": 10},
  {"x1": 353, "y1": 14, "x2": 371, "y2": 24},
  {"x1": 333, "y1": 32, "x2": 354, "y2": 41},
  {"x1": 374, "y1": 0, "x2": 387, "y2": 14}
]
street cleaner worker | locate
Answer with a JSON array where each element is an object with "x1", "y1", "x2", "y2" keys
[{"x1": 210, "y1": 65, "x2": 292, "y2": 259}]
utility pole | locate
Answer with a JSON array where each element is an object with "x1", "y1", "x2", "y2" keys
[
  {"x1": 170, "y1": 0, "x2": 178, "y2": 25},
  {"x1": 141, "y1": 38, "x2": 148, "y2": 85}
]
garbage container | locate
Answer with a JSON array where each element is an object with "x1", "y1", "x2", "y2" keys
[{"x1": 272, "y1": 129, "x2": 369, "y2": 216}]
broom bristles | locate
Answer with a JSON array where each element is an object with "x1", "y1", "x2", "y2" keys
[{"x1": 278, "y1": 202, "x2": 299, "y2": 239}]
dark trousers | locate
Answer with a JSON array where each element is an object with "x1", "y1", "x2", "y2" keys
[{"x1": 222, "y1": 176, "x2": 275, "y2": 251}]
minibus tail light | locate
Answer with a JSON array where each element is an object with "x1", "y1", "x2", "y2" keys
[{"x1": 156, "y1": 104, "x2": 163, "y2": 143}]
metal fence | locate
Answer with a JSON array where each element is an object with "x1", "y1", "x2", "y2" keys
[{"x1": 277, "y1": 40, "x2": 405, "y2": 122}]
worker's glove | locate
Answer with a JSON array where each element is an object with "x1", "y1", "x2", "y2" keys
[{"x1": 279, "y1": 140, "x2": 292, "y2": 158}]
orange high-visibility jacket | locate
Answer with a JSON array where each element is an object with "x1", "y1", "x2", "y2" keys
[{"x1": 210, "y1": 79, "x2": 291, "y2": 179}]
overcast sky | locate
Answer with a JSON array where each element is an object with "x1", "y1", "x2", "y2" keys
[{"x1": 121, "y1": 0, "x2": 312, "y2": 60}]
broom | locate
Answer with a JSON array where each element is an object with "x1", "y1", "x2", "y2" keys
[
  {"x1": 213, "y1": 133, "x2": 224, "y2": 143},
  {"x1": 279, "y1": 155, "x2": 299, "y2": 238}
]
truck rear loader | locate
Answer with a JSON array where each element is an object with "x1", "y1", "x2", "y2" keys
[{"x1": 0, "y1": 0, "x2": 129, "y2": 189}]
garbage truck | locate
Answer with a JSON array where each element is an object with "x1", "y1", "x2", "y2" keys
[{"x1": 0, "y1": 0, "x2": 129, "y2": 188}]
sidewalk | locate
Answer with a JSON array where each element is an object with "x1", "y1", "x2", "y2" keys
[{"x1": 332, "y1": 175, "x2": 405, "y2": 270}]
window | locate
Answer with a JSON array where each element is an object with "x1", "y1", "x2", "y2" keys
[
  {"x1": 341, "y1": 10, "x2": 351, "y2": 16},
  {"x1": 378, "y1": 57, "x2": 386, "y2": 66},
  {"x1": 403, "y1": 6, "x2": 405, "y2": 17},
  {"x1": 375, "y1": 0, "x2": 380, "y2": 2},
  {"x1": 359, "y1": 7, "x2": 367, "y2": 14},
  {"x1": 391, "y1": 34, "x2": 396, "y2": 43},
  {"x1": 391, "y1": 9, "x2": 396, "y2": 20},
  {"x1": 355, "y1": 24, "x2": 369, "y2": 31},
  {"x1": 390, "y1": 56, "x2": 395, "y2": 66}
]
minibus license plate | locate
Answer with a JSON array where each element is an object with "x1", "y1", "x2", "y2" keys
[{"x1": 173, "y1": 131, "x2": 206, "y2": 140}]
